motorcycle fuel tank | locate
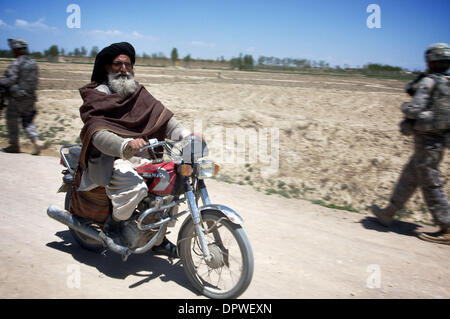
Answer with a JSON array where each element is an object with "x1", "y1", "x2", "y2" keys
[{"x1": 135, "y1": 162, "x2": 177, "y2": 195}]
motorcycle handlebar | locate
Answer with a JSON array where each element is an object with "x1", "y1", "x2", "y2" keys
[{"x1": 138, "y1": 138, "x2": 166, "y2": 153}]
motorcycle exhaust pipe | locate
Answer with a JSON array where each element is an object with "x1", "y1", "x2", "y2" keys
[
  {"x1": 47, "y1": 205, "x2": 102, "y2": 243},
  {"x1": 46, "y1": 206, "x2": 130, "y2": 257}
]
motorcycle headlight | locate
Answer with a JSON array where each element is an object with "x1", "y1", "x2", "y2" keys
[{"x1": 197, "y1": 159, "x2": 220, "y2": 179}]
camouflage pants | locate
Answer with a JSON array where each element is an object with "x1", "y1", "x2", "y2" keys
[
  {"x1": 390, "y1": 133, "x2": 450, "y2": 227},
  {"x1": 6, "y1": 98, "x2": 39, "y2": 145}
]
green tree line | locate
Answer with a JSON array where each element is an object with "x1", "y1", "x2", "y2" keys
[
  {"x1": 257, "y1": 56, "x2": 331, "y2": 69},
  {"x1": 0, "y1": 44, "x2": 407, "y2": 74}
]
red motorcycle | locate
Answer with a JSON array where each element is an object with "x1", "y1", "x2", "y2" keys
[{"x1": 47, "y1": 137, "x2": 254, "y2": 299}]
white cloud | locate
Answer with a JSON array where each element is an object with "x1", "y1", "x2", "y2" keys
[
  {"x1": 90, "y1": 29, "x2": 123, "y2": 37},
  {"x1": 87, "y1": 29, "x2": 157, "y2": 41},
  {"x1": 14, "y1": 18, "x2": 56, "y2": 31},
  {"x1": 130, "y1": 31, "x2": 145, "y2": 38},
  {"x1": 0, "y1": 19, "x2": 12, "y2": 30},
  {"x1": 0, "y1": 18, "x2": 57, "y2": 32}
]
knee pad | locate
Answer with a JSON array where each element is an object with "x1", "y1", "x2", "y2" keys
[{"x1": 24, "y1": 123, "x2": 39, "y2": 140}]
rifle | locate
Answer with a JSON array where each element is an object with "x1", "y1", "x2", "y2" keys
[{"x1": 405, "y1": 72, "x2": 426, "y2": 96}]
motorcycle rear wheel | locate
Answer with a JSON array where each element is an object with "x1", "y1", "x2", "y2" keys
[
  {"x1": 65, "y1": 187, "x2": 104, "y2": 252},
  {"x1": 179, "y1": 210, "x2": 254, "y2": 299}
]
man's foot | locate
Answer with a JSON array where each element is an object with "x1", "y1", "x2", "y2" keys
[
  {"x1": 419, "y1": 228, "x2": 450, "y2": 245},
  {"x1": 1, "y1": 144, "x2": 20, "y2": 153},
  {"x1": 103, "y1": 215, "x2": 121, "y2": 232},
  {"x1": 370, "y1": 204, "x2": 394, "y2": 227},
  {"x1": 101, "y1": 215, "x2": 122, "y2": 245},
  {"x1": 152, "y1": 237, "x2": 178, "y2": 258}
]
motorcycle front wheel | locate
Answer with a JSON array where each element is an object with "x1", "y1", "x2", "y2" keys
[{"x1": 179, "y1": 210, "x2": 254, "y2": 299}]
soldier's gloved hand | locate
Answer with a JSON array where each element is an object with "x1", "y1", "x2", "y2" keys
[
  {"x1": 399, "y1": 119, "x2": 414, "y2": 136},
  {"x1": 9, "y1": 84, "x2": 26, "y2": 98}
]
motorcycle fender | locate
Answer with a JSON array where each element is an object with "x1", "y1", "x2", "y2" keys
[
  {"x1": 177, "y1": 204, "x2": 244, "y2": 252},
  {"x1": 198, "y1": 204, "x2": 244, "y2": 225}
]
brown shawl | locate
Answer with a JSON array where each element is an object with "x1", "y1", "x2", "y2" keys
[{"x1": 78, "y1": 82, "x2": 173, "y2": 167}]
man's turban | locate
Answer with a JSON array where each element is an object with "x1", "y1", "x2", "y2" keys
[{"x1": 91, "y1": 42, "x2": 136, "y2": 84}]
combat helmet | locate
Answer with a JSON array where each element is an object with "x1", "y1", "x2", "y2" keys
[
  {"x1": 7, "y1": 38, "x2": 28, "y2": 51},
  {"x1": 425, "y1": 43, "x2": 450, "y2": 62}
]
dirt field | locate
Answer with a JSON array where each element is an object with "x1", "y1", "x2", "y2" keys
[
  {"x1": 0, "y1": 61, "x2": 449, "y2": 300},
  {"x1": 0, "y1": 60, "x2": 448, "y2": 225}
]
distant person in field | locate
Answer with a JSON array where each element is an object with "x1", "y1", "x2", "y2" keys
[
  {"x1": 371, "y1": 43, "x2": 450, "y2": 245},
  {"x1": 0, "y1": 38, "x2": 41, "y2": 155},
  {"x1": 74, "y1": 42, "x2": 193, "y2": 258}
]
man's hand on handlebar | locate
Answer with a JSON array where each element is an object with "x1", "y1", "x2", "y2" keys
[
  {"x1": 123, "y1": 134, "x2": 205, "y2": 160},
  {"x1": 128, "y1": 138, "x2": 148, "y2": 152},
  {"x1": 123, "y1": 138, "x2": 148, "y2": 159}
]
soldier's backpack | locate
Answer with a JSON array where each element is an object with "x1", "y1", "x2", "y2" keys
[{"x1": 429, "y1": 74, "x2": 450, "y2": 131}]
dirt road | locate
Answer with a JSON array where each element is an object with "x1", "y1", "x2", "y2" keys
[{"x1": 0, "y1": 151, "x2": 448, "y2": 299}]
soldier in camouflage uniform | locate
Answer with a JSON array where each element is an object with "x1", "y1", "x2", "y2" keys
[
  {"x1": 371, "y1": 43, "x2": 450, "y2": 245},
  {"x1": 0, "y1": 38, "x2": 40, "y2": 155}
]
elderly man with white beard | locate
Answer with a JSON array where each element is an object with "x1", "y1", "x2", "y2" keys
[{"x1": 72, "y1": 42, "x2": 192, "y2": 258}]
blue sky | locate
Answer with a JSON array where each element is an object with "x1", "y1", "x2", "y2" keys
[{"x1": 0, "y1": 0, "x2": 449, "y2": 70}]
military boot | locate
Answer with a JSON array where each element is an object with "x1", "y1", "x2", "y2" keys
[
  {"x1": 370, "y1": 204, "x2": 398, "y2": 227},
  {"x1": 1, "y1": 143, "x2": 20, "y2": 153},
  {"x1": 419, "y1": 226, "x2": 450, "y2": 245},
  {"x1": 31, "y1": 138, "x2": 41, "y2": 156}
]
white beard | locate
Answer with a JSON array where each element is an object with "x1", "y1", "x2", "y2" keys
[{"x1": 108, "y1": 71, "x2": 137, "y2": 97}]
